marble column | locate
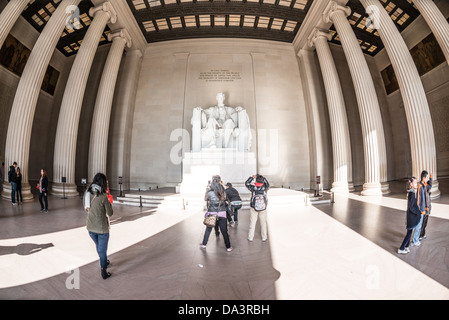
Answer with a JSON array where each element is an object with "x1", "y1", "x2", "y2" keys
[
  {"x1": 0, "y1": 0, "x2": 30, "y2": 49},
  {"x1": 107, "y1": 49, "x2": 143, "y2": 191},
  {"x1": 323, "y1": 1, "x2": 389, "y2": 196},
  {"x1": 88, "y1": 29, "x2": 132, "y2": 181},
  {"x1": 52, "y1": 2, "x2": 117, "y2": 197},
  {"x1": 362, "y1": 0, "x2": 440, "y2": 197},
  {"x1": 1, "y1": 0, "x2": 81, "y2": 201},
  {"x1": 412, "y1": 0, "x2": 449, "y2": 64},
  {"x1": 308, "y1": 28, "x2": 353, "y2": 193}
]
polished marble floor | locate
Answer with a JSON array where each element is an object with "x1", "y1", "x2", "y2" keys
[{"x1": 0, "y1": 179, "x2": 448, "y2": 300}]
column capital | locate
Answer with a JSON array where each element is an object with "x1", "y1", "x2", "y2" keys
[
  {"x1": 108, "y1": 28, "x2": 132, "y2": 48},
  {"x1": 89, "y1": 1, "x2": 117, "y2": 24},
  {"x1": 307, "y1": 27, "x2": 332, "y2": 48},
  {"x1": 323, "y1": 1, "x2": 351, "y2": 24}
]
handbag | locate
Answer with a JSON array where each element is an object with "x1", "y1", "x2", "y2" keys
[{"x1": 203, "y1": 213, "x2": 218, "y2": 227}]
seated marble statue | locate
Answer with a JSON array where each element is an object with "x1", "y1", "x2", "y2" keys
[{"x1": 191, "y1": 93, "x2": 251, "y2": 152}]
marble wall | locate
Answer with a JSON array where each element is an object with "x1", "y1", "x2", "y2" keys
[{"x1": 128, "y1": 39, "x2": 310, "y2": 190}]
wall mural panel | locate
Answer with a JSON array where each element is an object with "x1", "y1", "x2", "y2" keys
[
  {"x1": 381, "y1": 32, "x2": 446, "y2": 95},
  {"x1": 0, "y1": 34, "x2": 59, "y2": 95}
]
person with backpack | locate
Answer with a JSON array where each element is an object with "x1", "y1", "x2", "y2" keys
[
  {"x1": 245, "y1": 174, "x2": 270, "y2": 242},
  {"x1": 85, "y1": 173, "x2": 114, "y2": 279}
]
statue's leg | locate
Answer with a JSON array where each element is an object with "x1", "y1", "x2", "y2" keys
[
  {"x1": 202, "y1": 118, "x2": 217, "y2": 148},
  {"x1": 223, "y1": 119, "x2": 236, "y2": 148}
]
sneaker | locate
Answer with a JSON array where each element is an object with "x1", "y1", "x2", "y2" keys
[
  {"x1": 226, "y1": 247, "x2": 233, "y2": 252},
  {"x1": 247, "y1": 238, "x2": 253, "y2": 242},
  {"x1": 44, "y1": 209, "x2": 48, "y2": 212},
  {"x1": 262, "y1": 238, "x2": 267, "y2": 242},
  {"x1": 12, "y1": 203, "x2": 17, "y2": 206},
  {"x1": 405, "y1": 247, "x2": 410, "y2": 253},
  {"x1": 419, "y1": 236, "x2": 427, "y2": 241},
  {"x1": 398, "y1": 248, "x2": 409, "y2": 254},
  {"x1": 411, "y1": 241, "x2": 421, "y2": 247},
  {"x1": 199, "y1": 243, "x2": 206, "y2": 249},
  {"x1": 40, "y1": 209, "x2": 44, "y2": 212}
]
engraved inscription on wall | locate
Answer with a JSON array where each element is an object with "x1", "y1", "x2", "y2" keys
[{"x1": 199, "y1": 70, "x2": 242, "y2": 82}]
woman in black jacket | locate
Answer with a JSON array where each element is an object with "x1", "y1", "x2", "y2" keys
[
  {"x1": 398, "y1": 177, "x2": 422, "y2": 254},
  {"x1": 38, "y1": 168, "x2": 49, "y2": 212},
  {"x1": 16, "y1": 167, "x2": 23, "y2": 203},
  {"x1": 200, "y1": 176, "x2": 232, "y2": 252}
]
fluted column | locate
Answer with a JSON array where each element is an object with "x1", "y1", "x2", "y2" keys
[
  {"x1": 323, "y1": 1, "x2": 389, "y2": 196},
  {"x1": 52, "y1": 2, "x2": 117, "y2": 197},
  {"x1": 88, "y1": 29, "x2": 132, "y2": 180},
  {"x1": 1, "y1": 0, "x2": 81, "y2": 201},
  {"x1": 308, "y1": 28, "x2": 353, "y2": 193},
  {"x1": 0, "y1": 0, "x2": 31, "y2": 48},
  {"x1": 362, "y1": 0, "x2": 440, "y2": 197},
  {"x1": 412, "y1": 0, "x2": 449, "y2": 64}
]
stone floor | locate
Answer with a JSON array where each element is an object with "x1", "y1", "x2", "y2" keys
[{"x1": 0, "y1": 178, "x2": 448, "y2": 300}]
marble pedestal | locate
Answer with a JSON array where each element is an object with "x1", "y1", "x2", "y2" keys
[{"x1": 177, "y1": 148, "x2": 257, "y2": 195}]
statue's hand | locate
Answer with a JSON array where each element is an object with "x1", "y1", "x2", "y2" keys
[
  {"x1": 235, "y1": 106, "x2": 243, "y2": 112},
  {"x1": 194, "y1": 106, "x2": 202, "y2": 112}
]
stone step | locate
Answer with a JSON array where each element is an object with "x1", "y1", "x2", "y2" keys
[{"x1": 115, "y1": 187, "x2": 309, "y2": 210}]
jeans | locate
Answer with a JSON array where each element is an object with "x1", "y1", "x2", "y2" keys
[
  {"x1": 412, "y1": 215, "x2": 424, "y2": 244},
  {"x1": 400, "y1": 228, "x2": 414, "y2": 250},
  {"x1": 202, "y1": 217, "x2": 231, "y2": 249},
  {"x1": 39, "y1": 192, "x2": 48, "y2": 210},
  {"x1": 226, "y1": 204, "x2": 242, "y2": 223},
  {"x1": 89, "y1": 232, "x2": 110, "y2": 269},
  {"x1": 10, "y1": 182, "x2": 16, "y2": 204},
  {"x1": 420, "y1": 212, "x2": 429, "y2": 238}
]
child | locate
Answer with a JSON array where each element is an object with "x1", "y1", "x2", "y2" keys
[{"x1": 398, "y1": 177, "x2": 422, "y2": 254}]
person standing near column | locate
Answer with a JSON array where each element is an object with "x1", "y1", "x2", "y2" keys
[
  {"x1": 38, "y1": 169, "x2": 49, "y2": 213},
  {"x1": 246, "y1": 174, "x2": 270, "y2": 242},
  {"x1": 16, "y1": 167, "x2": 23, "y2": 204},
  {"x1": 398, "y1": 177, "x2": 421, "y2": 254},
  {"x1": 415, "y1": 170, "x2": 433, "y2": 244},
  {"x1": 8, "y1": 162, "x2": 17, "y2": 205},
  {"x1": 86, "y1": 173, "x2": 113, "y2": 279}
]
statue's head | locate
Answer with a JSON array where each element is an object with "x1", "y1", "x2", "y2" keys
[{"x1": 216, "y1": 92, "x2": 225, "y2": 106}]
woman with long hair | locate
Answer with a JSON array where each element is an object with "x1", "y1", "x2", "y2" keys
[
  {"x1": 85, "y1": 172, "x2": 114, "y2": 279},
  {"x1": 398, "y1": 177, "x2": 422, "y2": 254},
  {"x1": 16, "y1": 167, "x2": 23, "y2": 203},
  {"x1": 200, "y1": 175, "x2": 232, "y2": 252}
]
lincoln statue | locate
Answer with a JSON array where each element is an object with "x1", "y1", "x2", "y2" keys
[{"x1": 191, "y1": 93, "x2": 251, "y2": 152}]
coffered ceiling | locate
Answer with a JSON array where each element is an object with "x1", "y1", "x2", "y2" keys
[{"x1": 13, "y1": 0, "x2": 423, "y2": 57}]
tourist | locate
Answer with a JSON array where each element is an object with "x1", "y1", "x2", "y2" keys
[
  {"x1": 38, "y1": 168, "x2": 49, "y2": 212},
  {"x1": 0, "y1": 161, "x2": 4, "y2": 184},
  {"x1": 398, "y1": 177, "x2": 422, "y2": 254},
  {"x1": 225, "y1": 182, "x2": 242, "y2": 225},
  {"x1": 200, "y1": 175, "x2": 232, "y2": 252},
  {"x1": 245, "y1": 174, "x2": 270, "y2": 242},
  {"x1": 16, "y1": 167, "x2": 23, "y2": 204},
  {"x1": 8, "y1": 162, "x2": 17, "y2": 205},
  {"x1": 413, "y1": 170, "x2": 433, "y2": 245},
  {"x1": 85, "y1": 173, "x2": 113, "y2": 279}
]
